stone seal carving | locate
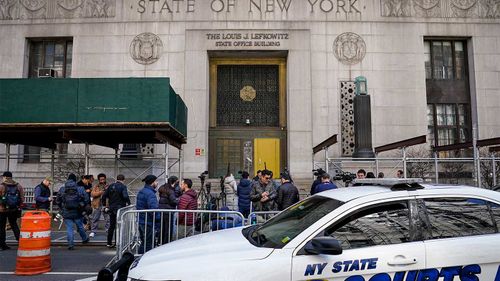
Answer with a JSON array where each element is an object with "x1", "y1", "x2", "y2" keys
[
  {"x1": 240, "y1": 85, "x2": 256, "y2": 102},
  {"x1": 130, "y1": 32, "x2": 163, "y2": 65},
  {"x1": 333, "y1": 32, "x2": 366, "y2": 65}
]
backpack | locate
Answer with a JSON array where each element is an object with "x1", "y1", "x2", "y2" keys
[
  {"x1": 4, "y1": 184, "x2": 21, "y2": 209},
  {"x1": 63, "y1": 185, "x2": 81, "y2": 210}
]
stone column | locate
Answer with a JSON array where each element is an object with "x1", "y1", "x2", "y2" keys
[{"x1": 352, "y1": 95, "x2": 375, "y2": 158}]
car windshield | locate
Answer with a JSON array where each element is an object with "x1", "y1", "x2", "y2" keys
[{"x1": 246, "y1": 196, "x2": 344, "y2": 248}]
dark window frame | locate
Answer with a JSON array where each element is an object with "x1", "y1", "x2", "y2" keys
[
  {"x1": 425, "y1": 39, "x2": 466, "y2": 81},
  {"x1": 427, "y1": 103, "x2": 471, "y2": 147},
  {"x1": 28, "y1": 37, "x2": 73, "y2": 78},
  {"x1": 425, "y1": 37, "x2": 471, "y2": 148}
]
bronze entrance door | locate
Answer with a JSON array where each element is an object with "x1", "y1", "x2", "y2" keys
[{"x1": 209, "y1": 58, "x2": 287, "y2": 178}]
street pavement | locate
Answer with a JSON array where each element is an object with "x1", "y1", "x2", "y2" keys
[
  {"x1": 0, "y1": 245, "x2": 115, "y2": 281},
  {"x1": 2, "y1": 227, "x2": 115, "y2": 281}
]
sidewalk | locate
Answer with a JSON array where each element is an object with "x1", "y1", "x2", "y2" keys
[{"x1": 6, "y1": 218, "x2": 109, "y2": 246}]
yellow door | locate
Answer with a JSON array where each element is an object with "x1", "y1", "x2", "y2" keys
[{"x1": 254, "y1": 138, "x2": 280, "y2": 178}]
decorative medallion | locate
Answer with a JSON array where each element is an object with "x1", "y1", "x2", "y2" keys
[
  {"x1": 333, "y1": 32, "x2": 366, "y2": 65},
  {"x1": 450, "y1": 0, "x2": 478, "y2": 16},
  {"x1": 413, "y1": 0, "x2": 441, "y2": 16},
  {"x1": 239, "y1": 85, "x2": 256, "y2": 102},
  {"x1": 20, "y1": 0, "x2": 46, "y2": 12},
  {"x1": 129, "y1": 32, "x2": 163, "y2": 65}
]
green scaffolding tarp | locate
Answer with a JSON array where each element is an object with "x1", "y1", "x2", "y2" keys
[{"x1": 0, "y1": 78, "x2": 187, "y2": 148}]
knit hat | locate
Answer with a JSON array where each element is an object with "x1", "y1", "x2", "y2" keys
[
  {"x1": 67, "y1": 173, "x2": 77, "y2": 182},
  {"x1": 280, "y1": 172, "x2": 292, "y2": 181},
  {"x1": 142, "y1": 175, "x2": 158, "y2": 185}
]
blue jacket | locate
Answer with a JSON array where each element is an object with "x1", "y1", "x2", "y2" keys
[
  {"x1": 315, "y1": 182, "x2": 338, "y2": 193},
  {"x1": 136, "y1": 185, "x2": 160, "y2": 226},
  {"x1": 34, "y1": 182, "x2": 51, "y2": 210},
  {"x1": 56, "y1": 180, "x2": 88, "y2": 219},
  {"x1": 237, "y1": 179, "x2": 252, "y2": 212}
]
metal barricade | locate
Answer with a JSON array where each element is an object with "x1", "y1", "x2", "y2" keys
[
  {"x1": 117, "y1": 209, "x2": 245, "y2": 257},
  {"x1": 115, "y1": 205, "x2": 137, "y2": 259},
  {"x1": 247, "y1": 211, "x2": 280, "y2": 225}
]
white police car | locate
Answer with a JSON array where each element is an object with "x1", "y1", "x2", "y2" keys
[{"x1": 127, "y1": 179, "x2": 500, "y2": 281}]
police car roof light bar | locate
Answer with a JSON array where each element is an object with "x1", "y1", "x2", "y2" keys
[{"x1": 352, "y1": 178, "x2": 424, "y2": 191}]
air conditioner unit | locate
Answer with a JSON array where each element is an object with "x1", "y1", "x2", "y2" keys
[{"x1": 38, "y1": 68, "x2": 56, "y2": 78}]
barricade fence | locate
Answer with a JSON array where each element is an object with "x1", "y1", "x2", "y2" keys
[
  {"x1": 318, "y1": 156, "x2": 499, "y2": 188},
  {"x1": 117, "y1": 209, "x2": 246, "y2": 259},
  {"x1": 0, "y1": 152, "x2": 181, "y2": 210}
]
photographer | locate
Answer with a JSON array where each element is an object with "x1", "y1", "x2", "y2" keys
[
  {"x1": 314, "y1": 173, "x2": 338, "y2": 193},
  {"x1": 310, "y1": 168, "x2": 326, "y2": 195}
]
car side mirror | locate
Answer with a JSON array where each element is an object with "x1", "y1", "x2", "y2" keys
[{"x1": 304, "y1": 237, "x2": 343, "y2": 255}]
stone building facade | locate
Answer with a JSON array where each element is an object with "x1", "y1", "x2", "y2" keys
[{"x1": 0, "y1": 0, "x2": 499, "y2": 181}]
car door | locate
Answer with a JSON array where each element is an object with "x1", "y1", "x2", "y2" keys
[
  {"x1": 418, "y1": 196, "x2": 500, "y2": 280},
  {"x1": 291, "y1": 199, "x2": 426, "y2": 281}
]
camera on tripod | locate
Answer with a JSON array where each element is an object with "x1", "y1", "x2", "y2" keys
[
  {"x1": 332, "y1": 172, "x2": 357, "y2": 183},
  {"x1": 312, "y1": 168, "x2": 326, "y2": 177},
  {"x1": 198, "y1": 171, "x2": 208, "y2": 180}
]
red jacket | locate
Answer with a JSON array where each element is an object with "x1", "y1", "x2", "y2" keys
[{"x1": 178, "y1": 189, "x2": 197, "y2": 226}]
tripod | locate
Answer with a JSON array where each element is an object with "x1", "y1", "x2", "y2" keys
[
  {"x1": 218, "y1": 176, "x2": 227, "y2": 208},
  {"x1": 197, "y1": 171, "x2": 209, "y2": 209}
]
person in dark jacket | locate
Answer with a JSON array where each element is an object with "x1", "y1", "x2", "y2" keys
[
  {"x1": 0, "y1": 171, "x2": 24, "y2": 251},
  {"x1": 157, "y1": 176, "x2": 179, "y2": 244},
  {"x1": 34, "y1": 176, "x2": 53, "y2": 211},
  {"x1": 237, "y1": 171, "x2": 252, "y2": 218},
  {"x1": 177, "y1": 179, "x2": 197, "y2": 239},
  {"x1": 250, "y1": 170, "x2": 277, "y2": 212},
  {"x1": 314, "y1": 173, "x2": 338, "y2": 193},
  {"x1": 136, "y1": 174, "x2": 160, "y2": 254},
  {"x1": 276, "y1": 172, "x2": 299, "y2": 211},
  {"x1": 101, "y1": 174, "x2": 130, "y2": 248},
  {"x1": 56, "y1": 173, "x2": 89, "y2": 250},
  {"x1": 77, "y1": 175, "x2": 92, "y2": 230}
]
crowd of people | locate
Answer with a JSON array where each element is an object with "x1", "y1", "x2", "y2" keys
[
  {"x1": 0, "y1": 171, "x2": 131, "y2": 251},
  {"x1": 0, "y1": 167, "x2": 406, "y2": 253}
]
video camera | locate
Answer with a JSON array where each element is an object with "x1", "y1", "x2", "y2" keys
[
  {"x1": 332, "y1": 172, "x2": 357, "y2": 183},
  {"x1": 312, "y1": 168, "x2": 326, "y2": 177},
  {"x1": 198, "y1": 171, "x2": 209, "y2": 181}
]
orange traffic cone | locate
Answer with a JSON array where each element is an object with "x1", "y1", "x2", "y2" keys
[{"x1": 15, "y1": 211, "x2": 51, "y2": 275}]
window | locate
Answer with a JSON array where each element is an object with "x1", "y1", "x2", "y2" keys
[
  {"x1": 422, "y1": 198, "x2": 497, "y2": 240},
  {"x1": 28, "y1": 38, "x2": 73, "y2": 78},
  {"x1": 120, "y1": 144, "x2": 140, "y2": 159},
  {"x1": 427, "y1": 104, "x2": 470, "y2": 146},
  {"x1": 424, "y1": 40, "x2": 465, "y2": 80},
  {"x1": 325, "y1": 201, "x2": 413, "y2": 250},
  {"x1": 23, "y1": 38, "x2": 73, "y2": 162},
  {"x1": 425, "y1": 38, "x2": 471, "y2": 149},
  {"x1": 247, "y1": 196, "x2": 344, "y2": 248},
  {"x1": 491, "y1": 202, "x2": 500, "y2": 228}
]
